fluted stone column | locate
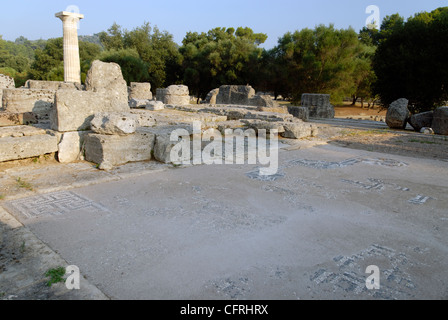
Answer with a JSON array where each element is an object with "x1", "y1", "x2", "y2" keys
[{"x1": 55, "y1": 11, "x2": 84, "y2": 83}]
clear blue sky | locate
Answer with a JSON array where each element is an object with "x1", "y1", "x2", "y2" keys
[{"x1": 0, "y1": 0, "x2": 446, "y2": 48}]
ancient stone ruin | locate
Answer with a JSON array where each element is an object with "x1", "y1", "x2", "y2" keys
[
  {"x1": 385, "y1": 98, "x2": 448, "y2": 135},
  {"x1": 301, "y1": 93, "x2": 335, "y2": 119}
]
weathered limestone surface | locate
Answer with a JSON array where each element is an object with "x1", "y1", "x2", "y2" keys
[
  {"x1": 145, "y1": 125, "x2": 193, "y2": 164},
  {"x1": 25, "y1": 80, "x2": 81, "y2": 91},
  {"x1": 146, "y1": 101, "x2": 165, "y2": 111},
  {"x1": 51, "y1": 90, "x2": 131, "y2": 132},
  {"x1": 216, "y1": 85, "x2": 255, "y2": 105},
  {"x1": 84, "y1": 129, "x2": 156, "y2": 168},
  {"x1": 203, "y1": 88, "x2": 219, "y2": 104},
  {"x1": 130, "y1": 110, "x2": 156, "y2": 127},
  {"x1": 85, "y1": 60, "x2": 128, "y2": 106},
  {"x1": 281, "y1": 121, "x2": 316, "y2": 139},
  {"x1": 409, "y1": 111, "x2": 434, "y2": 132},
  {"x1": 1, "y1": 74, "x2": 15, "y2": 104},
  {"x1": 57, "y1": 131, "x2": 91, "y2": 163},
  {"x1": 302, "y1": 94, "x2": 335, "y2": 119},
  {"x1": 249, "y1": 95, "x2": 280, "y2": 108},
  {"x1": 156, "y1": 85, "x2": 190, "y2": 105},
  {"x1": 244, "y1": 111, "x2": 294, "y2": 122},
  {"x1": 0, "y1": 112, "x2": 37, "y2": 127},
  {"x1": 386, "y1": 98, "x2": 411, "y2": 129},
  {"x1": 129, "y1": 82, "x2": 152, "y2": 100},
  {"x1": 242, "y1": 120, "x2": 286, "y2": 134},
  {"x1": 0, "y1": 134, "x2": 58, "y2": 162},
  {"x1": 90, "y1": 112, "x2": 138, "y2": 136},
  {"x1": 432, "y1": 106, "x2": 448, "y2": 135},
  {"x1": 288, "y1": 106, "x2": 309, "y2": 121},
  {"x1": 2, "y1": 89, "x2": 55, "y2": 119}
]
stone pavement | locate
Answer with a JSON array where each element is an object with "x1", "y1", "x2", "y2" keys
[{"x1": 1, "y1": 138, "x2": 447, "y2": 300}]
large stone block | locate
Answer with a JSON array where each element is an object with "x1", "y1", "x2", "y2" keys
[
  {"x1": 90, "y1": 112, "x2": 138, "y2": 136},
  {"x1": 85, "y1": 60, "x2": 128, "y2": 105},
  {"x1": 84, "y1": 129, "x2": 156, "y2": 168},
  {"x1": 2, "y1": 88, "x2": 55, "y2": 119},
  {"x1": 288, "y1": 106, "x2": 309, "y2": 121},
  {"x1": 216, "y1": 85, "x2": 255, "y2": 105},
  {"x1": 129, "y1": 82, "x2": 152, "y2": 100},
  {"x1": 156, "y1": 85, "x2": 190, "y2": 105},
  {"x1": 25, "y1": 80, "x2": 81, "y2": 91},
  {"x1": 51, "y1": 90, "x2": 131, "y2": 132},
  {"x1": 0, "y1": 134, "x2": 58, "y2": 162},
  {"x1": 57, "y1": 131, "x2": 91, "y2": 163},
  {"x1": 432, "y1": 106, "x2": 448, "y2": 135},
  {"x1": 281, "y1": 122, "x2": 315, "y2": 139},
  {"x1": 0, "y1": 74, "x2": 15, "y2": 105},
  {"x1": 248, "y1": 95, "x2": 279, "y2": 108},
  {"x1": 386, "y1": 98, "x2": 411, "y2": 129},
  {"x1": 301, "y1": 94, "x2": 334, "y2": 119},
  {"x1": 409, "y1": 111, "x2": 434, "y2": 132}
]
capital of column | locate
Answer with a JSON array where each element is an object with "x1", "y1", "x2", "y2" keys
[{"x1": 55, "y1": 11, "x2": 84, "y2": 21}]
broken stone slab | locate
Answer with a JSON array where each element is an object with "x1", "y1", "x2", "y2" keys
[
  {"x1": 25, "y1": 80, "x2": 81, "y2": 91},
  {"x1": 57, "y1": 131, "x2": 91, "y2": 163},
  {"x1": 432, "y1": 106, "x2": 448, "y2": 135},
  {"x1": 2, "y1": 88, "x2": 55, "y2": 119},
  {"x1": 0, "y1": 134, "x2": 58, "y2": 162},
  {"x1": 129, "y1": 82, "x2": 152, "y2": 100},
  {"x1": 249, "y1": 95, "x2": 280, "y2": 108},
  {"x1": 256, "y1": 106, "x2": 289, "y2": 114},
  {"x1": 0, "y1": 112, "x2": 38, "y2": 127},
  {"x1": 84, "y1": 129, "x2": 156, "y2": 169},
  {"x1": 51, "y1": 90, "x2": 131, "y2": 132},
  {"x1": 216, "y1": 85, "x2": 256, "y2": 105},
  {"x1": 409, "y1": 111, "x2": 434, "y2": 132},
  {"x1": 85, "y1": 60, "x2": 128, "y2": 105},
  {"x1": 281, "y1": 121, "x2": 316, "y2": 139},
  {"x1": 90, "y1": 112, "x2": 138, "y2": 136},
  {"x1": 0, "y1": 125, "x2": 49, "y2": 138},
  {"x1": 130, "y1": 110, "x2": 156, "y2": 127},
  {"x1": 241, "y1": 120, "x2": 286, "y2": 134},
  {"x1": 244, "y1": 111, "x2": 294, "y2": 122},
  {"x1": 129, "y1": 98, "x2": 149, "y2": 109},
  {"x1": 288, "y1": 106, "x2": 309, "y2": 121},
  {"x1": 145, "y1": 101, "x2": 165, "y2": 111},
  {"x1": 386, "y1": 98, "x2": 411, "y2": 129}
]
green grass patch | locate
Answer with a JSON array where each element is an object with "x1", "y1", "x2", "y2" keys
[
  {"x1": 408, "y1": 139, "x2": 438, "y2": 145},
  {"x1": 45, "y1": 267, "x2": 66, "y2": 287},
  {"x1": 0, "y1": 194, "x2": 5, "y2": 200},
  {"x1": 16, "y1": 177, "x2": 33, "y2": 191}
]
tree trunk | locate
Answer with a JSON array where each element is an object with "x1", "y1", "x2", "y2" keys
[{"x1": 351, "y1": 96, "x2": 357, "y2": 106}]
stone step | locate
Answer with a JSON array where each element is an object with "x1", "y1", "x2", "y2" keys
[{"x1": 0, "y1": 126, "x2": 58, "y2": 162}]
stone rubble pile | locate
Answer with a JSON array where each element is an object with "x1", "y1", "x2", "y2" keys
[{"x1": 385, "y1": 98, "x2": 448, "y2": 135}]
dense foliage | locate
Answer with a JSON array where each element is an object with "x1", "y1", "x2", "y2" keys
[{"x1": 1, "y1": 6, "x2": 447, "y2": 108}]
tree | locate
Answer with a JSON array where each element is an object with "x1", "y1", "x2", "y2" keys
[
  {"x1": 274, "y1": 24, "x2": 363, "y2": 104},
  {"x1": 180, "y1": 27, "x2": 267, "y2": 100},
  {"x1": 373, "y1": 7, "x2": 448, "y2": 113},
  {"x1": 99, "y1": 22, "x2": 182, "y2": 90},
  {"x1": 29, "y1": 37, "x2": 102, "y2": 82}
]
